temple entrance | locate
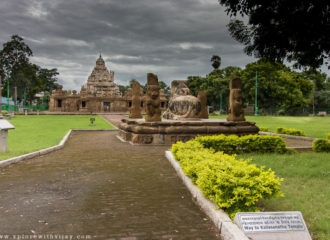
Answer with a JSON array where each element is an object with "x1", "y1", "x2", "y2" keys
[{"x1": 103, "y1": 102, "x2": 110, "y2": 112}]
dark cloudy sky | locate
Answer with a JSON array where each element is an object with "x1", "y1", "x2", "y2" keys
[{"x1": 1, "y1": 0, "x2": 327, "y2": 91}]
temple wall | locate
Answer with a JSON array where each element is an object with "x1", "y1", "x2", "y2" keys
[{"x1": 48, "y1": 56, "x2": 168, "y2": 113}]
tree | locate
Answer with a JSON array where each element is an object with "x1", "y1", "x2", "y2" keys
[
  {"x1": 239, "y1": 60, "x2": 313, "y2": 113},
  {"x1": 37, "y1": 68, "x2": 59, "y2": 93},
  {"x1": 299, "y1": 69, "x2": 330, "y2": 109},
  {"x1": 0, "y1": 35, "x2": 59, "y2": 104},
  {"x1": 211, "y1": 55, "x2": 221, "y2": 69},
  {"x1": 118, "y1": 85, "x2": 129, "y2": 96},
  {"x1": 0, "y1": 35, "x2": 33, "y2": 104},
  {"x1": 158, "y1": 81, "x2": 170, "y2": 97},
  {"x1": 188, "y1": 66, "x2": 241, "y2": 111},
  {"x1": 219, "y1": 0, "x2": 330, "y2": 69}
]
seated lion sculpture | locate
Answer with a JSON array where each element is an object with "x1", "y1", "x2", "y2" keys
[{"x1": 163, "y1": 80, "x2": 201, "y2": 120}]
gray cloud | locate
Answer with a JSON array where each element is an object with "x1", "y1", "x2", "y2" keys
[{"x1": 0, "y1": 0, "x2": 282, "y2": 90}]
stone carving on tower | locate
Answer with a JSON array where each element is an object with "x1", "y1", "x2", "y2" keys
[{"x1": 86, "y1": 55, "x2": 121, "y2": 97}]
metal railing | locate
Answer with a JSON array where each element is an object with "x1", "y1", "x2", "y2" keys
[{"x1": 1, "y1": 104, "x2": 49, "y2": 112}]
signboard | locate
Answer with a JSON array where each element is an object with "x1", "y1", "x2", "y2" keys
[{"x1": 234, "y1": 212, "x2": 312, "y2": 240}]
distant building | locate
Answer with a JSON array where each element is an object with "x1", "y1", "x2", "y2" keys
[{"x1": 49, "y1": 55, "x2": 167, "y2": 113}]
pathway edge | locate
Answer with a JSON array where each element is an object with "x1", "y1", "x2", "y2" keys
[
  {"x1": 165, "y1": 150, "x2": 249, "y2": 240},
  {"x1": 0, "y1": 129, "x2": 117, "y2": 168}
]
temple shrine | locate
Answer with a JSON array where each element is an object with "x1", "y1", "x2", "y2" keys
[{"x1": 49, "y1": 55, "x2": 167, "y2": 113}]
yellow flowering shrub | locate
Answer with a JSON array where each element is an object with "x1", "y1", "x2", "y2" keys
[
  {"x1": 172, "y1": 139, "x2": 283, "y2": 219},
  {"x1": 194, "y1": 134, "x2": 288, "y2": 154},
  {"x1": 276, "y1": 127, "x2": 305, "y2": 136}
]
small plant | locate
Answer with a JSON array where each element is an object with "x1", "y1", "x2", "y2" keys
[
  {"x1": 313, "y1": 139, "x2": 330, "y2": 152},
  {"x1": 276, "y1": 127, "x2": 305, "y2": 136},
  {"x1": 1, "y1": 110, "x2": 8, "y2": 115},
  {"x1": 327, "y1": 133, "x2": 330, "y2": 140},
  {"x1": 258, "y1": 126, "x2": 269, "y2": 132}
]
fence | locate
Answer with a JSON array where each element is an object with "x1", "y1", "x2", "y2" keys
[
  {"x1": 1, "y1": 105, "x2": 19, "y2": 112},
  {"x1": 1, "y1": 104, "x2": 48, "y2": 112}
]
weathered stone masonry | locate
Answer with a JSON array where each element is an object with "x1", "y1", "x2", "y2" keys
[{"x1": 49, "y1": 55, "x2": 167, "y2": 113}]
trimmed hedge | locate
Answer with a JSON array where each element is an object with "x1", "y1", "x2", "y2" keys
[
  {"x1": 276, "y1": 127, "x2": 305, "y2": 136},
  {"x1": 194, "y1": 134, "x2": 288, "y2": 154},
  {"x1": 172, "y1": 140, "x2": 283, "y2": 219},
  {"x1": 313, "y1": 139, "x2": 330, "y2": 152},
  {"x1": 258, "y1": 126, "x2": 269, "y2": 132}
]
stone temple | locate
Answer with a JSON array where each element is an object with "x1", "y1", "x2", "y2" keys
[{"x1": 49, "y1": 55, "x2": 167, "y2": 113}]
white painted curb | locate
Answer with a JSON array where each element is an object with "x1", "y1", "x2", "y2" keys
[
  {"x1": 0, "y1": 129, "x2": 117, "y2": 168},
  {"x1": 165, "y1": 151, "x2": 249, "y2": 240},
  {"x1": 259, "y1": 131, "x2": 316, "y2": 141}
]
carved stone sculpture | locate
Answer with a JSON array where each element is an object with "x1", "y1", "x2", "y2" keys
[
  {"x1": 227, "y1": 76, "x2": 245, "y2": 121},
  {"x1": 145, "y1": 73, "x2": 161, "y2": 122},
  {"x1": 129, "y1": 81, "x2": 142, "y2": 118},
  {"x1": 163, "y1": 80, "x2": 201, "y2": 120},
  {"x1": 198, "y1": 91, "x2": 208, "y2": 119}
]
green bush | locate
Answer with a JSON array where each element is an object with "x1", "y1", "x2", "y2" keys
[
  {"x1": 258, "y1": 126, "x2": 269, "y2": 132},
  {"x1": 313, "y1": 139, "x2": 330, "y2": 152},
  {"x1": 1, "y1": 110, "x2": 8, "y2": 115},
  {"x1": 276, "y1": 127, "x2": 305, "y2": 136},
  {"x1": 172, "y1": 140, "x2": 283, "y2": 219},
  {"x1": 194, "y1": 134, "x2": 288, "y2": 154}
]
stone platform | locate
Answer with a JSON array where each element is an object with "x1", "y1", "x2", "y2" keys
[{"x1": 118, "y1": 118, "x2": 259, "y2": 145}]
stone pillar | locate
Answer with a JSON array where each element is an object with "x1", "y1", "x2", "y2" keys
[
  {"x1": 0, "y1": 120, "x2": 15, "y2": 152},
  {"x1": 129, "y1": 81, "x2": 142, "y2": 118},
  {"x1": 227, "y1": 76, "x2": 245, "y2": 122},
  {"x1": 198, "y1": 91, "x2": 208, "y2": 119},
  {"x1": 0, "y1": 130, "x2": 9, "y2": 152},
  {"x1": 145, "y1": 73, "x2": 161, "y2": 122}
]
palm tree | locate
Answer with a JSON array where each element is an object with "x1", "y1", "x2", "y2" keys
[{"x1": 211, "y1": 55, "x2": 221, "y2": 69}]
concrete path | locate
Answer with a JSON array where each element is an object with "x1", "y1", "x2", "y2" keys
[{"x1": 0, "y1": 131, "x2": 220, "y2": 240}]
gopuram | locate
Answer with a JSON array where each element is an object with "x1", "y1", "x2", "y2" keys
[
  {"x1": 118, "y1": 74, "x2": 259, "y2": 145},
  {"x1": 49, "y1": 55, "x2": 168, "y2": 113}
]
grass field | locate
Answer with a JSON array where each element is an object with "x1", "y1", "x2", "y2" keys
[
  {"x1": 239, "y1": 152, "x2": 330, "y2": 240},
  {"x1": 0, "y1": 115, "x2": 115, "y2": 161},
  {"x1": 210, "y1": 115, "x2": 330, "y2": 138}
]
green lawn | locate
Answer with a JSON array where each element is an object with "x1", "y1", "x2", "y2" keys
[
  {"x1": 210, "y1": 115, "x2": 330, "y2": 138},
  {"x1": 0, "y1": 115, "x2": 115, "y2": 161},
  {"x1": 240, "y1": 152, "x2": 330, "y2": 240}
]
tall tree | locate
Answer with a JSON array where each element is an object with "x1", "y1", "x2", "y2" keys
[
  {"x1": 219, "y1": 0, "x2": 330, "y2": 69},
  {"x1": 0, "y1": 35, "x2": 33, "y2": 104},
  {"x1": 0, "y1": 35, "x2": 59, "y2": 104},
  {"x1": 299, "y1": 69, "x2": 330, "y2": 109},
  {"x1": 211, "y1": 55, "x2": 221, "y2": 69},
  {"x1": 239, "y1": 60, "x2": 313, "y2": 113},
  {"x1": 188, "y1": 66, "x2": 241, "y2": 110},
  {"x1": 37, "y1": 67, "x2": 59, "y2": 93}
]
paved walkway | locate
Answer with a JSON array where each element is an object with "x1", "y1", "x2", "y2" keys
[
  {"x1": 101, "y1": 114, "x2": 128, "y2": 128},
  {"x1": 0, "y1": 131, "x2": 220, "y2": 239}
]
